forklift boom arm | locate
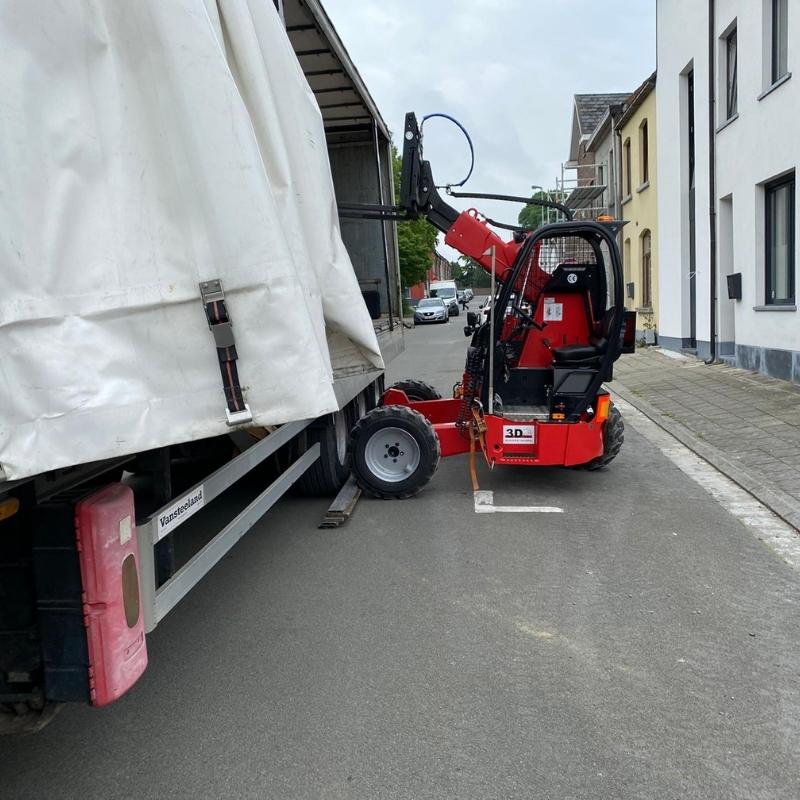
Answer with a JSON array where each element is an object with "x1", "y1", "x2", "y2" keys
[{"x1": 398, "y1": 112, "x2": 522, "y2": 280}]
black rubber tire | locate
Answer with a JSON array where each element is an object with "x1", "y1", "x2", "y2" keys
[
  {"x1": 583, "y1": 405, "x2": 624, "y2": 470},
  {"x1": 367, "y1": 375, "x2": 385, "y2": 411},
  {"x1": 387, "y1": 379, "x2": 442, "y2": 402},
  {"x1": 452, "y1": 307, "x2": 460, "y2": 317},
  {"x1": 0, "y1": 699, "x2": 60, "y2": 735},
  {"x1": 348, "y1": 405, "x2": 440, "y2": 499},
  {"x1": 296, "y1": 409, "x2": 350, "y2": 495}
]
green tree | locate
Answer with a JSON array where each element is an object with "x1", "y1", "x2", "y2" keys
[
  {"x1": 517, "y1": 191, "x2": 552, "y2": 230},
  {"x1": 392, "y1": 146, "x2": 438, "y2": 288},
  {"x1": 450, "y1": 256, "x2": 491, "y2": 289}
]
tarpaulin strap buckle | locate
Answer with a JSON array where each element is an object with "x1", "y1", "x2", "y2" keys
[{"x1": 199, "y1": 279, "x2": 253, "y2": 426}]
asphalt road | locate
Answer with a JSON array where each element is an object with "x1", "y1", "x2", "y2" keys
[{"x1": 5, "y1": 312, "x2": 800, "y2": 800}]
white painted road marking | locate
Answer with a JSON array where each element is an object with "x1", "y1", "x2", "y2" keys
[
  {"x1": 473, "y1": 490, "x2": 563, "y2": 514},
  {"x1": 614, "y1": 397, "x2": 800, "y2": 569}
]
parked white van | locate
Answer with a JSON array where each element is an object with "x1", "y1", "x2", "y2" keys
[{"x1": 429, "y1": 280, "x2": 459, "y2": 316}]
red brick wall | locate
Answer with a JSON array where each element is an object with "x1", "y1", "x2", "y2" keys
[{"x1": 408, "y1": 250, "x2": 450, "y2": 300}]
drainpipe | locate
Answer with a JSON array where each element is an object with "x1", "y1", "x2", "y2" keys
[{"x1": 706, "y1": 0, "x2": 717, "y2": 363}]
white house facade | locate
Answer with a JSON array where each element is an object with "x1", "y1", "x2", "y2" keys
[{"x1": 657, "y1": 0, "x2": 799, "y2": 382}]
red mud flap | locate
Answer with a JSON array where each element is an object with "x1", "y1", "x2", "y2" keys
[{"x1": 75, "y1": 484, "x2": 148, "y2": 706}]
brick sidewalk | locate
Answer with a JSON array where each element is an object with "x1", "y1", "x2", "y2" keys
[{"x1": 612, "y1": 348, "x2": 800, "y2": 532}]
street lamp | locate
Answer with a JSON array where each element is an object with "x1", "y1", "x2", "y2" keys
[{"x1": 529, "y1": 184, "x2": 548, "y2": 226}]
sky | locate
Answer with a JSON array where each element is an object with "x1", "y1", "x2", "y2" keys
[{"x1": 323, "y1": 0, "x2": 656, "y2": 259}]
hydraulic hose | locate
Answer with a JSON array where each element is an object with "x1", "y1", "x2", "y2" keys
[{"x1": 420, "y1": 112, "x2": 475, "y2": 188}]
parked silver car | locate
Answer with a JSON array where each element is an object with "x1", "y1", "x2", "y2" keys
[{"x1": 413, "y1": 297, "x2": 449, "y2": 324}]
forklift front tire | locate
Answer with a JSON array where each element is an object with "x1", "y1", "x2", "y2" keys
[{"x1": 348, "y1": 405, "x2": 440, "y2": 499}]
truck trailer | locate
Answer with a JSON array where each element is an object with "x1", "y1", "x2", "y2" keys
[{"x1": 0, "y1": 0, "x2": 402, "y2": 723}]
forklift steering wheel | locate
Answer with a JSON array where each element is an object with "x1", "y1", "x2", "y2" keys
[{"x1": 512, "y1": 304, "x2": 544, "y2": 330}]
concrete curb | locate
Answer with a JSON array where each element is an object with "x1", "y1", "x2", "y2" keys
[{"x1": 612, "y1": 379, "x2": 800, "y2": 534}]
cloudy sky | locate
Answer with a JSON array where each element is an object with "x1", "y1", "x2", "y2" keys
[{"x1": 323, "y1": 0, "x2": 656, "y2": 255}]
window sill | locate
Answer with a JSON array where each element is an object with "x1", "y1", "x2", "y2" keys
[
  {"x1": 621, "y1": 194, "x2": 632, "y2": 206},
  {"x1": 753, "y1": 304, "x2": 796, "y2": 311},
  {"x1": 716, "y1": 113, "x2": 739, "y2": 133},
  {"x1": 635, "y1": 181, "x2": 650, "y2": 194},
  {"x1": 636, "y1": 307, "x2": 654, "y2": 314},
  {"x1": 758, "y1": 72, "x2": 792, "y2": 101}
]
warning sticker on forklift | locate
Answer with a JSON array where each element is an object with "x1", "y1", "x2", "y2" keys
[
  {"x1": 502, "y1": 425, "x2": 535, "y2": 444},
  {"x1": 156, "y1": 486, "x2": 205, "y2": 540},
  {"x1": 543, "y1": 299, "x2": 563, "y2": 321}
]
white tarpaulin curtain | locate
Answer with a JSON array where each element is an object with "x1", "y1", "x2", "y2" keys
[{"x1": 0, "y1": 0, "x2": 383, "y2": 480}]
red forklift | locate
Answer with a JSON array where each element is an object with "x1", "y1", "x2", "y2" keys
[{"x1": 340, "y1": 112, "x2": 636, "y2": 498}]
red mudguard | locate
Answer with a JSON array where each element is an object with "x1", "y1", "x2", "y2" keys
[{"x1": 75, "y1": 483, "x2": 148, "y2": 707}]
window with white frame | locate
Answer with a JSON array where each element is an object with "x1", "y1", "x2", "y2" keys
[
  {"x1": 726, "y1": 27, "x2": 738, "y2": 118},
  {"x1": 641, "y1": 230, "x2": 652, "y2": 308},
  {"x1": 623, "y1": 138, "x2": 632, "y2": 197},
  {"x1": 639, "y1": 120, "x2": 649, "y2": 185},
  {"x1": 765, "y1": 173, "x2": 795, "y2": 305},
  {"x1": 771, "y1": 0, "x2": 789, "y2": 83},
  {"x1": 623, "y1": 237, "x2": 631, "y2": 286}
]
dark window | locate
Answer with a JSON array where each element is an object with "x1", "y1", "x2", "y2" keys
[
  {"x1": 765, "y1": 174, "x2": 795, "y2": 304},
  {"x1": 772, "y1": 0, "x2": 788, "y2": 83},
  {"x1": 640, "y1": 120, "x2": 649, "y2": 184},
  {"x1": 688, "y1": 70, "x2": 695, "y2": 190},
  {"x1": 641, "y1": 230, "x2": 652, "y2": 307},
  {"x1": 624, "y1": 138, "x2": 632, "y2": 196},
  {"x1": 726, "y1": 28, "x2": 738, "y2": 118}
]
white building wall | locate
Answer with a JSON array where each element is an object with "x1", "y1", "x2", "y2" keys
[
  {"x1": 714, "y1": 0, "x2": 800, "y2": 379},
  {"x1": 658, "y1": 0, "x2": 800, "y2": 381},
  {"x1": 656, "y1": 0, "x2": 711, "y2": 354}
]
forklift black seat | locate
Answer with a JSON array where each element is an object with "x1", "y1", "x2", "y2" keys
[
  {"x1": 552, "y1": 342, "x2": 605, "y2": 363},
  {"x1": 551, "y1": 306, "x2": 616, "y2": 365}
]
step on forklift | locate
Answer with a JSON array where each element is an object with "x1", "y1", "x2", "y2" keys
[{"x1": 339, "y1": 113, "x2": 636, "y2": 499}]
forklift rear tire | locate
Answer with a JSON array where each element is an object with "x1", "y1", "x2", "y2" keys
[
  {"x1": 583, "y1": 406, "x2": 624, "y2": 470},
  {"x1": 386, "y1": 379, "x2": 441, "y2": 401},
  {"x1": 348, "y1": 405, "x2": 440, "y2": 499}
]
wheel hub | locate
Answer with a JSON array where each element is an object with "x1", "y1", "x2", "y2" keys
[{"x1": 364, "y1": 427, "x2": 421, "y2": 483}]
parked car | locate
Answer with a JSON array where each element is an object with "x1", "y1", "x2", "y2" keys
[
  {"x1": 464, "y1": 288, "x2": 474, "y2": 302},
  {"x1": 429, "y1": 280, "x2": 459, "y2": 316},
  {"x1": 413, "y1": 297, "x2": 449, "y2": 324}
]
